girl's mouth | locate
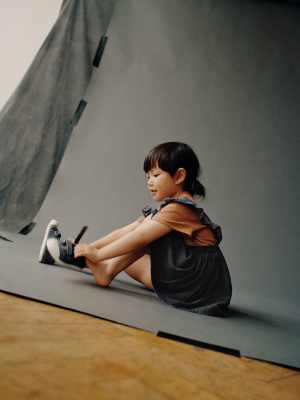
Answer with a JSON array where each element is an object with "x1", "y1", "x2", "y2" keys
[{"x1": 150, "y1": 190, "x2": 157, "y2": 195}]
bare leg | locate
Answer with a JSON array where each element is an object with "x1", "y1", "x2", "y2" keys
[
  {"x1": 86, "y1": 246, "x2": 153, "y2": 290},
  {"x1": 124, "y1": 254, "x2": 153, "y2": 290}
]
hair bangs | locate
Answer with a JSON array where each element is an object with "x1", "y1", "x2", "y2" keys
[
  {"x1": 143, "y1": 141, "x2": 205, "y2": 198},
  {"x1": 143, "y1": 142, "x2": 178, "y2": 175}
]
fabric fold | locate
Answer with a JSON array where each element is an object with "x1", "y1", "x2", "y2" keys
[{"x1": 0, "y1": 0, "x2": 117, "y2": 232}]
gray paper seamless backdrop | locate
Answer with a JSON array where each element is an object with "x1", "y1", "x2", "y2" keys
[{"x1": 1, "y1": 0, "x2": 300, "y2": 313}]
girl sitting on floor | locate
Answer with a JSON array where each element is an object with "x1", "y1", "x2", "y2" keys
[
  {"x1": 73, "y1": 142, "x2": 232, "y2": 316},
  {"x1": 40, "y1": 142, "x2": 232, "y2": 316}
]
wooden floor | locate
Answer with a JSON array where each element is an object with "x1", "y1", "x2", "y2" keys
[{"x1": 0, "y1": 292, "x2": 299, "y2": 400}]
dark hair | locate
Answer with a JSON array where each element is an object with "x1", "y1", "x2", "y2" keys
[{"x1": 143, "y1": 142, "x2": 206, "y2": 198}]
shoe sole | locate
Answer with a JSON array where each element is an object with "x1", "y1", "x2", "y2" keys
[
  {"x1": 38, "y1": 219, "x2": 58, "y2": 262},
  {"x1": 47, "y1": 238, "x2": 85, "y2": 271}
]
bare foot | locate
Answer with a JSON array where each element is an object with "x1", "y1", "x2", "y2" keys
[{"x1": 86, "y1": 259, "x2": 113, "y2": 286}]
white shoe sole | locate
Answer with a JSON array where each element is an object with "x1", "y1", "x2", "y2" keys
[{"x1": 38, "y1": 219, "x2": 58, "y2": 262}]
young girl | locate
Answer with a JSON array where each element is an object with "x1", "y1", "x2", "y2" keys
[{"x1": 73, "y1": 142, "x2": 232, "y2": 317}]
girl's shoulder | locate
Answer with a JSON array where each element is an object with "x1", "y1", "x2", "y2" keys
[
  {"x1": 161, "y1": 191, "x2": 201, "y2": 214},
  {"x1": 141, "y1": 191, "x2": 200, "y2": 219},
  {"x1": 153, "y1": 192, "x2": 202, "y2": 225},
  {"x1": 155, "y1": 192, "x2": 223, "y2": 244}
]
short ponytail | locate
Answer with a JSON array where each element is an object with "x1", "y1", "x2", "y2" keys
[{"x1": 190, "y1": 179, "x2": 206, "y2": 199}]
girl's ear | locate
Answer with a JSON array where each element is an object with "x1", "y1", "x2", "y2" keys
[{"x1": 175, "y1": 168, "x2": 186, "y2": 185}]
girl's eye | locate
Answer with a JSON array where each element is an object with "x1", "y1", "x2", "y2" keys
[{"x1": 154, "y1": 174, "x2": 159, "y2": 177}]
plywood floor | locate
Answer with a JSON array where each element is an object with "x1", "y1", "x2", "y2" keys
[{"x1": 0, "y1": 291, "x2": 299, "y2": 400}]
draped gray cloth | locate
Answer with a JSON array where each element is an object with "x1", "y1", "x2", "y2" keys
[{"x1": 0, "y1": 0, "x2": 117, "y2": 232}]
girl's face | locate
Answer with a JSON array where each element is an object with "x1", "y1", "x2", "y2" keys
[{"x1": 147, "y1": 164, "x2": 184, "y2": 201}]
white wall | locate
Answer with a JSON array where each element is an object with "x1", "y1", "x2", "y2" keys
[{"x1": 0, "y1": 0, "x2": 62, "y2": 110}]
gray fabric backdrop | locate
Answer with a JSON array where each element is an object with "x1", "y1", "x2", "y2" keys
[{"x1": 0, "y1": 0, "x2": 116, "y2": 232}]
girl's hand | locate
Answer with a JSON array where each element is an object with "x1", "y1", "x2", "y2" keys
[
  {"x1": 74, "y1": 243, "x2": 99, "y2": 262},
  {"x1": 68, "y1": 238, "x2": 83, "y2": 244}
]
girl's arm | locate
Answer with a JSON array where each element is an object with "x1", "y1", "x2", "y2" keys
[
  {"x1": 74, "y1": 219, "x2": 172, "y2": 262},
  {"x1": 68, "y1": 220, "x2": 141, "y2": 248},
  {"x1": 88, "y1": 221, "x2": 141, "y2": 249}
]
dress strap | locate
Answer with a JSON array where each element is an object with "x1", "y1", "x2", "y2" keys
[{"x1": 142, "y1": 196, "x2": 222, "y2": 244}]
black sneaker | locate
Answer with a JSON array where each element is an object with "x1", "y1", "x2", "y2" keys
[
  {"x1": 46, "y1": 225, "x2": 87, "y2": 271},
  {"x1": 38, "y1": 219, "x2": 60, "y2": 264}
]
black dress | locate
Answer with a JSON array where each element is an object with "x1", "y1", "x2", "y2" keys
[{"x1": 142, "y1": 197, "x2": 232, "y2": 317}]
